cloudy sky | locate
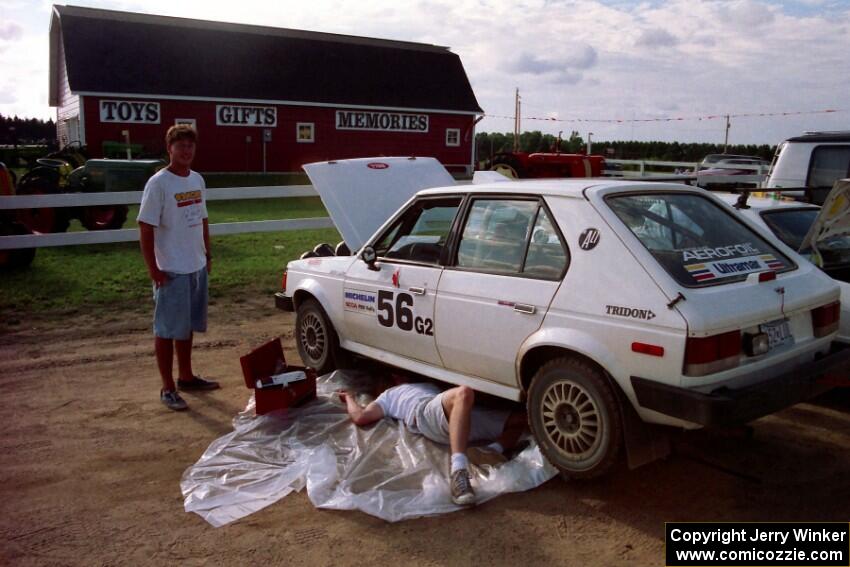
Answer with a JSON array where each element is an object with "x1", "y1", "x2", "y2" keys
[{"x1": 1, "y1": 0, "x2": 848, "y2": 145}]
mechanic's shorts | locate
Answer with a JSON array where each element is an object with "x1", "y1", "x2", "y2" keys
[
  {"x1": 414, "y1": 392, "x2": 509, "y2": 445},
  {"x1": 152, "y1": 267, "x2": 208, "y2": 340}
]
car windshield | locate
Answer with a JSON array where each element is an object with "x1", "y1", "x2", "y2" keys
[
  {"x1": 607, "y1": 193, "x2": 795, "y2": 287},
  {"x1": 760, "y1": 208, "x2": 850, "y2": 268}
]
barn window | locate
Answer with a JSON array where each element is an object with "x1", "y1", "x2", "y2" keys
[
  {"x1": 297, "y1": 122, "x2": 315, "y2": 143},
  {"x1": 446, "y1": 128, "x2": 460, "y2": 147}
]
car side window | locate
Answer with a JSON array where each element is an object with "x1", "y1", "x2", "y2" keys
[
  {"x1": 373, "y1": 197, "x2": 461, "y2": 265},
  {"x1": 524, "y1": 207, "x2": 568, "y2": 279},
  {"x1": 808, "y1": 146, "x2": 850, "y2": 188},
  {"x1": 456, "y1": 199, "x2": 539, "y2": 274}
]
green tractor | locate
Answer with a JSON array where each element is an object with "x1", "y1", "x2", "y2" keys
[{"x1": 15, "y1": 146, "x2": 164, "y2": 234}]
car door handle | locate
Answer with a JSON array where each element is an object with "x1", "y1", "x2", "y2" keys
[
  {"x1": 514, "y1": 303, "x2": 536, "y2": 315},
  {"x1": 408, "y1": 286, "x2": 426, "y2": 295}
]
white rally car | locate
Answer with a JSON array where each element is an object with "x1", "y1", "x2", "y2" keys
[
  {"x1": 275, "y1": 157, "x2": 849, "y2": 478},
  {"x1": 717, "y1": 184, "x2": 850, "y2": 344}
]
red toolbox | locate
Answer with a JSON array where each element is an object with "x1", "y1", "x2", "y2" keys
[{"x1": 239, "y1": 338, "x2": 317, "y2": 415}]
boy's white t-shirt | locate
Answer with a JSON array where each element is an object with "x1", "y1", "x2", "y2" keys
[
  {"x1": 375, "y1": 382, "x2": 441, "y2": 429},
  {"x1": 137, "y1": 168, "x2": 208, "y2": 274}
]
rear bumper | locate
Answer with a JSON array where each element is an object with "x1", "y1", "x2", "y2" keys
[
  {"x1": 274, "y1": 292, "x2": 294, "y2": 312},
  {"x1": 631, "y1": 348, "x2": 850, "y2": 426}
]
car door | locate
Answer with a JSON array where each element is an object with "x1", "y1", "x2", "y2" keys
[
  {"x1": 434, "y1": 196, "x2": 569, "y2": 385},
  {"x1": 343, "y1": 195, "x2": 463, "y2": 366}
]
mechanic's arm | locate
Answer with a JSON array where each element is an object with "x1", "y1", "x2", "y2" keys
[
  {"x1": 339, "y1": 392, "x2": 385, "y2": 426},
  {"x1": 203, "y1": 218, "x2": 211, "y2": 273},
  {"x1": 138, "y1": 221, "x2": 166, "y2": 287}
]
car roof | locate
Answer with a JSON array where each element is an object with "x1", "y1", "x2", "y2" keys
[{"x1": 418, "y1": 178, "x2": 700, "y2": 198}]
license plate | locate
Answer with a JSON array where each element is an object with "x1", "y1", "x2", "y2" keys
[{"x1": 760, "y1": 319, "x2": 793, "y2": 349}]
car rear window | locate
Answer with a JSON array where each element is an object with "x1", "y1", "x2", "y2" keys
[{"x1": 607, "y1": 193, "x2": 795, "y2": 287}]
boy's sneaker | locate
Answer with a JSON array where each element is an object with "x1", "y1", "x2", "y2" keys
[
  {"x1": 176, "y1": 376, "x2": 220, "y2": 391},
  {"x1": 161, "y1": 389, "x2": 188, "y2": 411},
  {"x1": 450, "y1": 469, "x2": 475, "y2": 506}
]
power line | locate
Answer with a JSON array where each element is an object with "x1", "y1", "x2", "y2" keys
[{"x1": 483, "y1": 107, "x2": 845, "y2": 124}]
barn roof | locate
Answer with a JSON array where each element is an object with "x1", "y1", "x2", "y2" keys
[{"x1": 49, "y1": 5, "x2": 483, "y2": 114}]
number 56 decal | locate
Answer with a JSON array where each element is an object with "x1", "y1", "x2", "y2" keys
[{"x1": 377, "y1": 290, "x2": 434, "y2": 336}]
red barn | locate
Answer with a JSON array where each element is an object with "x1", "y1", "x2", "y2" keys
[{"x1": 48, "y1": 5, "x2": 483, "y2": 174}]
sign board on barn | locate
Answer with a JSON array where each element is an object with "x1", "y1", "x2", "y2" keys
[{"x1": 99, "y1": 100, "x2": 161, "y2": 124}]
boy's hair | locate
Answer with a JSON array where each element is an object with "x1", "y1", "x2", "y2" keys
[{"x1": 165, "y1": 124, "x2": 197, "y2": 147}]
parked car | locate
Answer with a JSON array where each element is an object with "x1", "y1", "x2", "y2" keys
[
  {"x1": 275, "y1": 157, "x2": 848, "y2": 478},
  {"x1": 717, "y1": 185, "x2": 850, "y2": 343},
  {"x1": 764, "y1": 131, "x2": 850, "y2": 204}
]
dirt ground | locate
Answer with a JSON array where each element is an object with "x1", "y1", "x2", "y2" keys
[{"x1": 1, "y1": 298, "x2": 848, "y2": 566}]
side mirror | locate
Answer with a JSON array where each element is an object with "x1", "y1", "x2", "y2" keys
[{"x1": 361, "y1": 246, "x2": 379, "y2": 271}]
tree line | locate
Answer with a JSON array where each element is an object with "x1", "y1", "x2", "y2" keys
[
  {"x1": 0, "y1": 114, "x2": 56, "y2": 145},
  {"x1": 475, "y1": 131, "x2": 776, "y2": 162}
]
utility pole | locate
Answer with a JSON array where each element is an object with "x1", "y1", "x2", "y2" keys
[
  {"x1": 724, "y1": 114, "x2": 730, "y2": 153},
  {"x1": 513, "y1": 88, "x2": 521, "y2": 152},
  {"x1": 588, "y1": 132, "x2": 594, "y2": 155}
]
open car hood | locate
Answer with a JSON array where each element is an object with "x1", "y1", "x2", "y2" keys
[
  {"x1": 303, "y1": 157, "x2": 455, "y2": 251},
  {"x1": 800, "y1": 179, "x2": 850, "y2": 253}
]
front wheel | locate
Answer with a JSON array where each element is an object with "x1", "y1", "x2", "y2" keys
[
  {"x1": 527, "y1": 357, "x2": 623, "y2": 478},
  {"x1": 295, "y1": 298, "x2": 343, "y2": 375}
]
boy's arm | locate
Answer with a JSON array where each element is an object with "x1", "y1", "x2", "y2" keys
[
  {"x1": 203, "y1": 218, "x2": 211, "y2": 273},
  {"x1": 339, "y1": 392, "x2": 385, "y2": 426},
  {"x1": 138, "y1": 221, "x2": 166, "y2": 287}
]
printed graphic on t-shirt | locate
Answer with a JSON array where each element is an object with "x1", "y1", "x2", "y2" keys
[{"x1": 174, "y1": 190, "x2": 204, "y2": 226}]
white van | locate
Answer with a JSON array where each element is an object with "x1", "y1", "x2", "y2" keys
[{"x1": 765, "y1": 132, "x2": 850, "y2": 204}]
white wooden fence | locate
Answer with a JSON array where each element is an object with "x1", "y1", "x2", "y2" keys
[
  {"x1": 0, "y1": 185, "x2": 333, "y2": 250},
  {"x1": 605, "y1": 159, "x2": 769, "y2": 186}
]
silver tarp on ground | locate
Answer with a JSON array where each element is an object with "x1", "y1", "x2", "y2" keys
[{"x1": 181, "y1": 371, "x2": 558, "y2": 527}]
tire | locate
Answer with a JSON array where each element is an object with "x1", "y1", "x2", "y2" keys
[
  {"x1": 334, "y1": 241, "x2": 351, "y2": 256},
  {"x1": 0, "y1": 221, "x2": 36, "y2": 270},
  {"x1": 490, "y1": 154, "x2": 526, "y2": 179},
  {"x1": 295, "y1": 298, "x2": 344, "y2": 374},
  {"x1": 313, "y1": 243, "x2": 335, "y2": 257},
  {"x1": 15, "y1": 170, "x2": 70, "y2": 234},
  {"x1": 80, "y1": 205, "x2": 128, "y2": 230},
  {"x1": 527, "y1": 357, "x2": 623, "y2": 478}
]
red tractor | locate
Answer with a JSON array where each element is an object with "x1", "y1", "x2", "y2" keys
[
  {"x1": 0, "y1": 161, "x2": 36, "y2": 270},
  {"x1": 488, "y1": 151, "x2": 606, "y2": 179}
]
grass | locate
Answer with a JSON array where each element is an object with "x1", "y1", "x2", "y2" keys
[{"x1": 0, "y1": 197, "x2": 340, "y2": 318}]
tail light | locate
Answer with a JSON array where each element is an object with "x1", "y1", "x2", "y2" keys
[
  {"x1": 684, "y1": 330, "x2": 741, "y2": 376},
  {"x1": 281, "y1": 270, "x2": 288, "y2": 292},
  {"x1": 812, "y1": 301, "x2": 840, "y2": 337}
]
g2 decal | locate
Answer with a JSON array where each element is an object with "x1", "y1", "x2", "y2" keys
[
  {"x1": 377, "y1": 290, "x2": 434, "y2": 336},
  {"x1": 579, "y1": 228, "x2": 600, "y2": 250}
]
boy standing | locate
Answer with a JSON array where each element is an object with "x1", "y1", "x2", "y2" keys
[{"x1": 138, "y1": 125, "x2": 219, "y2": 411}]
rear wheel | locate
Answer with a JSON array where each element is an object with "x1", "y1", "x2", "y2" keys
[
  {"x1": 80, "y1": 205, "x2": 129, "y2": 230},
  {"x1": 527, "y1": 357, "x2": 622, "y2": 478},
  {"x1": 490, "y1": 154, "x2": 526, "y2": 179},
  {"x1": 15, "y1": 169, "x2": 69, "y2": 234},
  {"x1": 0, "y1": 221, "x2": 36, "y2": 270},
  {"x1": 295, "y1": 298, "x2": 345, "y2": 374}
]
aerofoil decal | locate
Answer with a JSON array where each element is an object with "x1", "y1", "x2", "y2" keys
[{"x1": 606, "y1": 305, "x2": 656, "y2": 320}]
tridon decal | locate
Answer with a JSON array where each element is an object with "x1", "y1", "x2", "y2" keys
[
  {"x1": 579, "y1": 228, "x2": 600, "y2": 250},
  {"x1": 606, "y1": 305, "x2": 656, "y2": 320},
  {"x1": 344, "y1": 289, "x2": 377, "y2": 314},
  {"x1": 685, "y1": 254, "x2": 783, "y2": 282},
  {"x1": 682, "y1": 242, "x2": 760, "y2": 262},
  {"x1": 174, "y1": 190, "x2": 203, "y2": 208}
]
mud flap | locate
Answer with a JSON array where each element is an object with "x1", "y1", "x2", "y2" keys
[{"x1": 615, "y1": 386, "x2": 671, "y2": 469}]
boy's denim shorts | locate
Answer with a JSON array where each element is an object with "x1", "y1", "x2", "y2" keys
[{"x1": 152, "y1": 267, "x2": 208, "y2": 340}]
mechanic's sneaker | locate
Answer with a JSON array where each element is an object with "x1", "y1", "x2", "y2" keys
[
  {"x1": 176, "y1": 376, "x2": 220, "y2": 391},
  {"x1": 450, "y1": 469, "x2": 476, "y2": 506},
  {"x1": 161, "y1": 389, "x2": 188, "y2": 411}
]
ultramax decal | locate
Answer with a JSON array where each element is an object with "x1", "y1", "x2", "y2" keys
[{"x1": 606, "y1": 305, "x2": 656, "y2": 320}]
